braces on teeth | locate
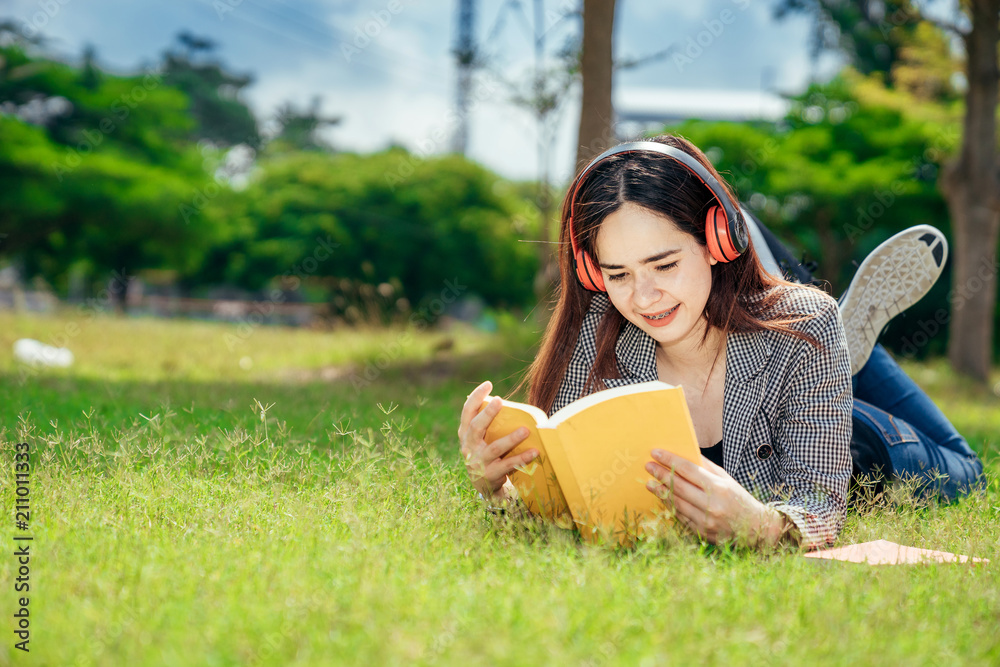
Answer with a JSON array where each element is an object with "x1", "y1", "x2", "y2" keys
[{"x1": 645, "y1": 305, "x2": 677, "y2": 320}]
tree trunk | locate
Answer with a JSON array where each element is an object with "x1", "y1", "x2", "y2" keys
[
  {"x1": 575, "y1": 0, "x2": 617, "y2": 172},
  {"x1": 942, "y1": 0, "x2": 1000, "y2": 382},
  {"x1": 815, "y1": 208, "x2": 847, "y2": 294}
]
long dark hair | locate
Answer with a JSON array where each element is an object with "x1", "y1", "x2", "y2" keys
[{"x1": 516, "y1": 134, "x2": 822, "y2": 414}]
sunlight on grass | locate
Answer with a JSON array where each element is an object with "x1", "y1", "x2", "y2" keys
[
  {"x1": 0, "y1": 311, "x2": 997, "y2": 665},
  {"x1": 0, "y1": 309, "x2": 537, "y2": 384}
]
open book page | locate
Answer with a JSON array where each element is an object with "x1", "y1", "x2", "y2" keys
[
  {"x1": 545, "y1": 380, "x2": 678, "y2": 427},
  {"x1": 803, "y1": 539, "x2": 991, "y2": 565},
  {"x1": 479, "y1": 398, "x2": 571, "y2": 526},
  {"x1": 541, "y1": 382, "x2": 703, "y2": 545}
]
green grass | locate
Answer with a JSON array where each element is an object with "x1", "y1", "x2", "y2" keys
[{"x1": 1, "y1": 310, "x2": 998, "y2": 666}]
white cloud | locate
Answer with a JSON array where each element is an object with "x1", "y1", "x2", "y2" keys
[{"x1": 4, "y1": 0, "x2": 842, "y2": 182}]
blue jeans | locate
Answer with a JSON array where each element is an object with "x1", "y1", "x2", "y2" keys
[
  {"x1": 852, "y1": 344, "x2": 985, "y2": 500},
  {"x1": 747, "y1": 214, "x2": 986, "y2": 500}
]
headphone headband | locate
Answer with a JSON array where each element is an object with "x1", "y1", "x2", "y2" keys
[{"x1": 568, "y1": 141, "x2": 748, "y2": 291}]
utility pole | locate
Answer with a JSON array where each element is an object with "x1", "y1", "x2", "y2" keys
[{"x1": 451, "y1": 0, "x2": 477, "y2": 154}]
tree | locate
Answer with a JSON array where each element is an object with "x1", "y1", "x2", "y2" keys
[
  {"x1": 189, "y1": 149, "x2": 539, "y2": 311},
  {"x1": 935, "y1": 0, "x2": 1000, "y2": 381},
  {"x1": 160, "y1": 31, "x2": 261, "y2": 149},
  {"x1": 269, "y1": 96, "x2": 341, "y2": 153},
  {"x1": 575, "y1": 0, "x2": 616, "y2": 171},
  {"x1": 0, "y1": 42, "x2": 223, "y2": 295},
  {"x1": 777, "y1": 0, "x2": 1000, "y2": 381}
]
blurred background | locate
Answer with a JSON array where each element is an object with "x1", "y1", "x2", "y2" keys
[{"x1": 1, "y1": 0, "x2": 998, "y2": 380}]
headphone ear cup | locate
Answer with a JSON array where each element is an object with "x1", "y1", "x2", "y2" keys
[
  {"x1": 705, "y1": 205, "x2": 743, "y2": 263},
  {"x1": 574, "y1": 248, "x2": 606, "y2": 292}
]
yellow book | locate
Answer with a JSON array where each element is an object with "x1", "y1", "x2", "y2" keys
[{"x1": 480, "y1": 380, "x2": 704, "y2": 546}]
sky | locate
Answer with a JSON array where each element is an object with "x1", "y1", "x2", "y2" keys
[{"x1": 6, "y1": 0, "x2": 843, "y2": 183}]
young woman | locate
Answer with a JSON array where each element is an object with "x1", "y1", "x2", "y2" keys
[{"x1": 458, "y1": 135, "x2": 985, "y2": 550}]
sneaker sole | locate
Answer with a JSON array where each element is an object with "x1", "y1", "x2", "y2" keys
[{"x1": 839, "y1": 225, "x2": 948, "y2": 375}]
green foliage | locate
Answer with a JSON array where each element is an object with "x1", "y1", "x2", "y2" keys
[
  {"x1": 0, "y1": 43, "x2": 195, "y2": 165},
  {"x1": 0, "y1": 41, "x2": 538, "y2": 310},
  {"x1": 676, "y1": 76, "x2": 946, "y2": 286},
  {"x1": 193, "y1": 148, "x2": 539, "y2": 310},
  {"x1": 0, "y1": 43, "x2": 220, "y2": 290},
  {"x1": 161, "y1": 32, "x2": 261, "y2": 149},
  {"x1": 2, "y1": 28, "x2": 994, "y2": 331}
]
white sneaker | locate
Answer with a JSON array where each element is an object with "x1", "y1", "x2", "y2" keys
[{"x1": 838, "y1": 225, "x2": 948, "y2": 375}]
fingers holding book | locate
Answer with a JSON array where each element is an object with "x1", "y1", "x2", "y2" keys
[
  {"x1": 645, "y1": 456, "x2": 709, "y2": 509},
  {"x1": 459, "y1": 380, "x2": 494, "y2": 439},
  {"x1": 645, "y1": 448, "x2": 779, "y2": 547},
  {"x1": 459, "y1": 380, "x2": 538, "y2": 501}
]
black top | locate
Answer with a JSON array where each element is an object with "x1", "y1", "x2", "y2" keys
[{"x1": 701, "y1": 440, "x2": 723, "y2": 467}]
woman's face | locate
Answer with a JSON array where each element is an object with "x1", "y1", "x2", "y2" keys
[{"x1": 595, "y1": 202, "x2": 717, "y2": 349}]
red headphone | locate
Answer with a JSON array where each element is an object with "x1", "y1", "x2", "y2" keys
[{"x1": 568, "y1": 141, "x2": 749, "y2": 292}]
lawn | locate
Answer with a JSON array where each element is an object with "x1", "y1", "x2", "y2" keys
[{"x1": 1, "y1": 309, "x2": 998, "y2": 666}]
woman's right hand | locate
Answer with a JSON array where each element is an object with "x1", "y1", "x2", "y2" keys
[{"x1": 459, "y1": 380, "x2": 537, "y2": 501}]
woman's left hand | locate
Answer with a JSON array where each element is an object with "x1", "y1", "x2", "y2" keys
[{"x1": 645, "y1": 449, "x2": 784, "y2": 547}]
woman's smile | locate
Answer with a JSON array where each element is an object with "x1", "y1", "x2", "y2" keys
[{"x1": 641, "y1": 304, "x2": 679, "y2": 326}]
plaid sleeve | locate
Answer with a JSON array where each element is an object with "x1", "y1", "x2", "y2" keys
[{"x1": 766, "y1": 294, "x2": 853, "y2": 550}]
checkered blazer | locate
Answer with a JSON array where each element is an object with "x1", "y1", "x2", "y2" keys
[{"x1": 550, "y1": 284, "x2": 853, "y2": 549}]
